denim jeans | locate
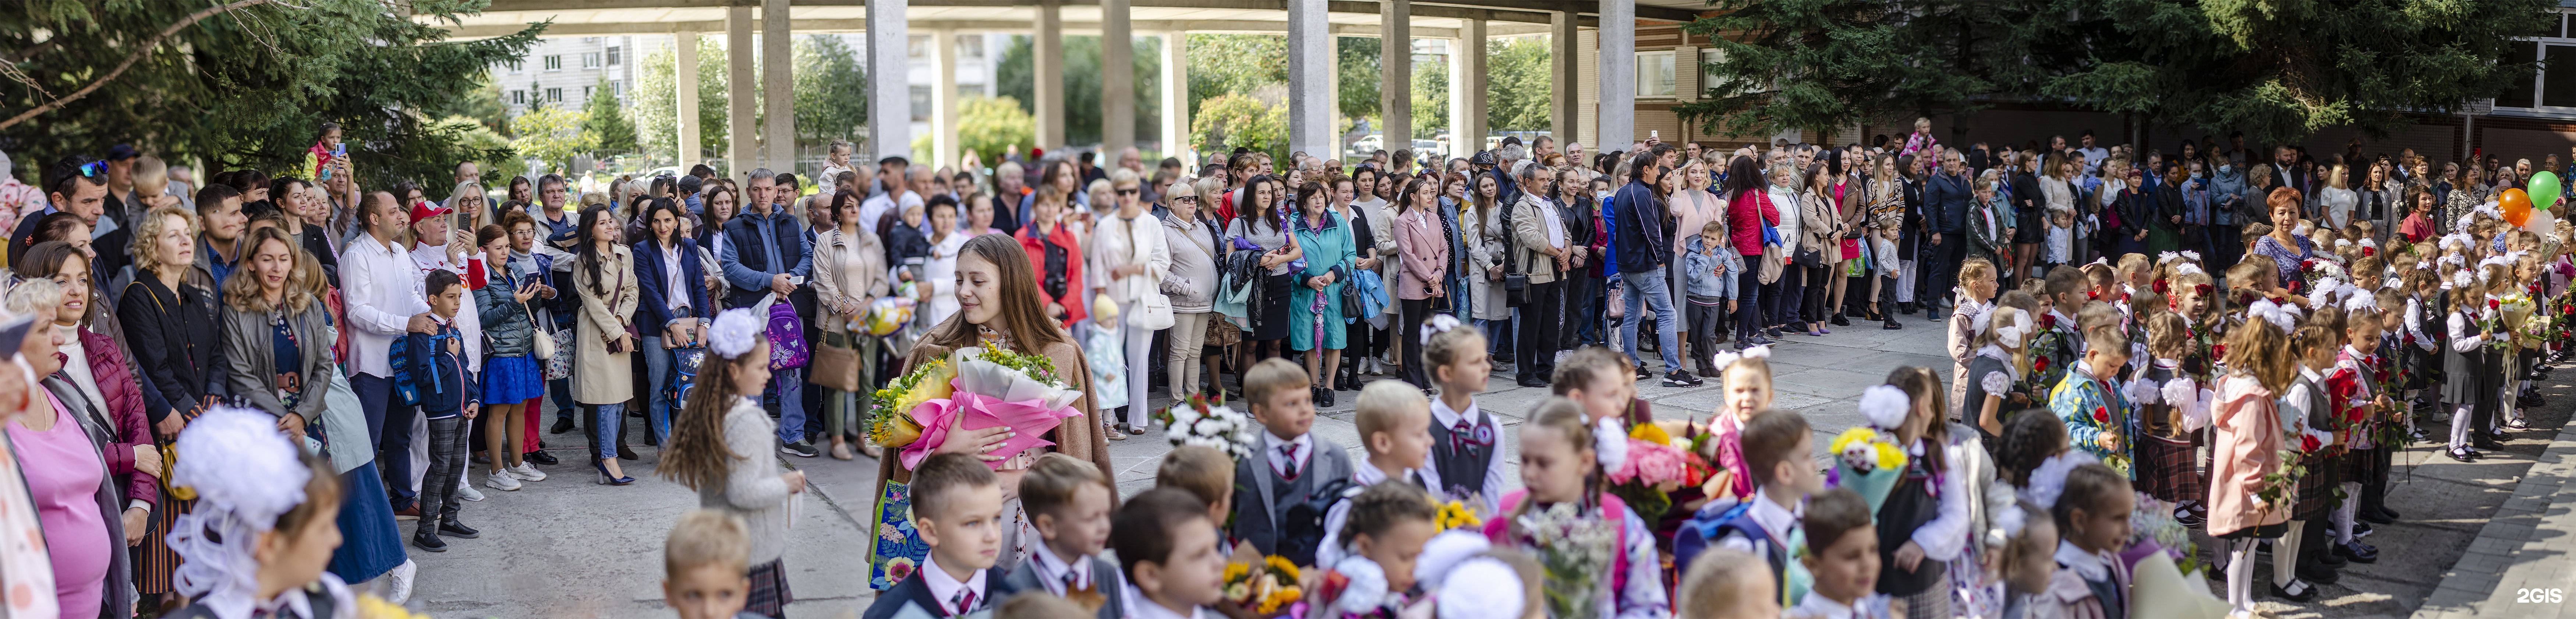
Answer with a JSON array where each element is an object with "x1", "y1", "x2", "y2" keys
[
  {"x1": 1620, "y1": 267, "x2": 1682, "y2": 373},
  {"x1": 1734, "y1": 268, "x2": 1765, "y2": 342},
  {"x1": 549, "y1": 377, "x2": 575, "y2": 423},
  {"x1": 420, "y1": 415, "x2": 466, "y2": 529},
  {"x1": 642, "y1": 336, "x2": 675, "y2": 444},
  {"x1": 590, "y1": 402, "x2": 626, "y2": 458},
  {"x1": 769, "y1": 368, "x2": 806, "y2": 444}
]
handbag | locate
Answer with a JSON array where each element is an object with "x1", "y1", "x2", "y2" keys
[
  {"x1": 1756, "y1": 193, "x2": 1787, "y2": 284},
  {"x1": 807, "y1": 332, "x2": 864, "y2": 392},
  {"x1": 544, "y1": 326, "x2": 575, "y2": 380},
  {"x1": 1500, "y1": 200, "x2": 1528, "y2": 306},
  {"x1": 1124, "y1": 217, "x2": 1176, "y2": 330}
]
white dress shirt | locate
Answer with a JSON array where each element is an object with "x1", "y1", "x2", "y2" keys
[
  {"x1": 1124, "y1": 583, "x2": 1210, "y2": 619},
  {"x1": 340, "y1": 233, "x2": 429, "y2": 378},
  {"x1": 921, "y1": 554, "x2": 988, "y2": 617},
  {"x1": 1422, "y1": 397, "x2": 1509, "y2": 513},
  {"x1": 1263, "y1": 430, "x2": 1314, "y2": 481},
  {"x1": 1028, "y1": 541, "x2": 1093, "y2": 597}
]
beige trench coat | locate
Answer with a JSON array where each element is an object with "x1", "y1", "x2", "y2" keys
[{"x1": 573, "y1": 244, "x2": 640, "y2": 404}]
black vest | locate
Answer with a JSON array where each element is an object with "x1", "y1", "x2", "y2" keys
[
  {"x1": 1874, "y1": 452, "x2": 1947, "y2": 596},
  {"x1": 722, "y1": 211, "x2": 806, "y2": 307},
  {"x1": 1427, "y1": 413, "x2": 1498, "y2": 500}
]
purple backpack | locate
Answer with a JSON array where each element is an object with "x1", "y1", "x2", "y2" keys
[{"x1": 766, "y1": 295, "x2": 810, "y2": 370}]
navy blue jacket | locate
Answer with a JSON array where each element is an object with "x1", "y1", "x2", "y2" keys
[
  {"x1": 404, "y1": 322, "x2": 479, "y2": 419},
  {"x1": 1925, "y1": 172, "x2": 1973, "y2": 234},
  {"x1": 718, "y1": 209, "x2": 812, "y2": 308},
  {"x1": 1612, "y1": 179, "x2": 1669, "y2": 274},
  {"x1": 634, "y1": 238, "x2": 712, "y2": 330}
]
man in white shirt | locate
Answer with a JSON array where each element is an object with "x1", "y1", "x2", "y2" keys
[
  {"x1": 2076, "y1": 130, "x2": 2109, "y2": 176},
  {"x1": 857, "y1": 156, "x2": 922, "y2": 236},
  {"x1": 339, "y1": 191, "x2": 442, "y2": 517}
]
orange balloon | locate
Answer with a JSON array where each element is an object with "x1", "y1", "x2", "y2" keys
[{"x1": 2503, "y1": 188, "x2": 2535, "y2": 226}]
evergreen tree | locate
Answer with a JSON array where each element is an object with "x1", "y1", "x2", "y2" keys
[{"x1": 584, "y1": 77, "x2": 638, "y2": 156}]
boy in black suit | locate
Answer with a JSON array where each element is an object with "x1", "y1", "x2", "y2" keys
[
  {"x1": 994, "y1": 454, "x2": 1125, "y2": 618},
  {"x1": 1114, "y1": 489, "x2": 1230, "y2": 619},
  {"x1": 864, "y1": 453, "x2": 1005, "y2": 619},
  {"x1": 1228, "y1": 359, "x2": 1353, "y2": 566}
]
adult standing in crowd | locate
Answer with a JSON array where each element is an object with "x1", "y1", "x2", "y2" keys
[
  {"x1": 811, "y1": 191, "x2": 886, "y2": 461},
  {"x1": 1393, "y1": 176, "x2": 1449, "y2": 390},
  {"x1": 339, "y1": 192, "x2": 439, "y2": 518},
  {"x1": 1160, "y1": 178, "x2": 1221, "y2": 400},
  {"x1": 1226, "y1": 173, "x2": 1299, "y2": 366},
  {"x1": 1510, "y1": 163, "x2": 1569, "y2": 388},
  {"x1": 632, "y1": 198, "x2": 710, "y2": 449},
  {"x1": 572, "y1": 204, "x2": 640, "y2": 484},
  {"x1": 1616, "y1": 153, "x2": 1697, "y2": 386},
  {"x1": 1091, "y1": 169, "x2": 1169, "y2": 431},
  {"x1": 717, "y1": 169, "x2": 816, "y2": 458},
  {"x1": 1287, "y1": 180, "x2": 1354, "y2": 406},
  {"x1": 1018, "y1": 185, "x2": 1087, "y2": 330},
  {"x1": 18, "y1": 241, "x2": 175, "y2": 606},
  {"x1": 1797, "y1": 162, "x2": 1847, "y2": 338},
  {"x1": 1723, "y1": 156, "x2": 1776, "y2": 348},
  {"x1": 10, "y1": 277, "x2": 130, "y2": 619}
]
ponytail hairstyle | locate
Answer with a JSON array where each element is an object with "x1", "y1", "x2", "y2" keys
[
  {"x1": 2145, "y1": 312, "x2": 2190, "y2": 361},
  {"x1": 1421, "y1": 317, "x2": 1490, "y2": 381},
  {"x1": 1884, "y1": 366, "x2": 1946, "y2": 474}
]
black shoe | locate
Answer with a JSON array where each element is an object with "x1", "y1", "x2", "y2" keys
[
  {"x1": 2525, "y1": 395, "x2": 2548, "y2": 407},
  {"x1": 2315, "y1": 545, "x2": 2349, "y2": 568},
  {"x1": 1882, "y1": 319, "x2": 1903, "y2": 330},
  {"x1": 2269, "y1": 579, "x2": 2318, "y2": 602},
  {"x1": 2353, "y1": 522, "x2": 2374, "y2": 538},
  {"x1": 550, "y1": 416, "x2": 574, "y2": 435},
  {"x1": 1636, "y1": 367, "x2": 1652, "y2": 380},
  {"x1": 2359, "y1": 507, "x2": 2395, "y2": 524},
  {"x1": 524, "y1": 450, "x2": 559, "y2": 465},
  {"x1": 780, "y1": 440, "x2": 820, "y2": 458},
  {"x1": 1662, "y1": 371, "x2": 1703, "y2": 387},
  {"x1": 438, "y1": 519, "x2": 480, "y2": 539},
  {"x1": 629, "y1": 407, "x2": 647, "y2": 418},
  {"x1": 412, "y1": 531, "x2": 448, "y2": 552},
  {"x1": 2298, "y1": 562, "x2": 2341, "y2": 583},
  {"x1": 1830, "y1": 314, "x2": 1851, "y2": 327},
  {"x1": 1764, "y1": 328, "x2": 1786, "y2": 339},
  {"x1": 1314, "y1": 388, "x2": 1336, "y2": 408},
  {"x1": 2336, "y1": 539, "x2": 2377, "y2": 563},
  {"x1": 471, "y1": 453, "x2": 490, "y2": 465},
  {"x1": 2475, "y1": 435, "x2": 2507, "y2": 450},
  {"x1": 1517, "y1": 377, "x2": 1551, "y2": 388},
  {"x1": 616, "y1": 443, "x2": 638, "y2": 460},
  {"x1": 2375, "y1": 506, "x2": 2402, "y2": 521}
]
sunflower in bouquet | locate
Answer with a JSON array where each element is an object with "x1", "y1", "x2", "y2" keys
[
  {"x1": 870, "y1": 343, "x2": 1088, "y2": 469},
  {"x1": 1218, "y1": 554, "x2": 1303, "y2": 618}
]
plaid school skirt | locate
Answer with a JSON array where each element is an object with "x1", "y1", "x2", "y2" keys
[
  {"x1": 2293, "y1": 453, "x2": 2342, "y2": 521},
  {"x1": 747, "y1": 559, "x2": 792, "y2": 618},
  {"x1": 2136, "y1": 434, "x2": 2202, "y2": 504},
  {"x1": 2344, "y1": 445, "x2": 2389, "y2": 482}
]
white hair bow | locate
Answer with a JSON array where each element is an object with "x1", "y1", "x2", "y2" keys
[
  {"x1": 1860, "y1": 384, "x2": 1912, "y2": 429},
  {"x1": 1707, "y1": 344, "x2": 1772, "y2": 371},
  {"x1": 2175, "y1": 263, "x2": 2205, "y2": 277},
  {"x1": 2181, "y1": 250, "x2": 2201, "y2": 262},
  {"x1": 708, "y1": 307, "x2": 765, "y2": 359},
  {"x1": 2157, "y1": 252, "x2": 2182, "y2": 265},
  {"x1": 2018, "y1": 451, "x2": 2100, "y2": 511},
  {"x1": 2247, "y1": 299, "x2": 2297, "y2": 333},
  {"x1": 2360, "y1": 238, "x2": 2379, "y2": 249},
  {"x1": 1994, "y1": 322, "x2": 2027, "y2": 349},
  {"x1": 1420, "y1": 313, "x2": 1463, "y2": 345},
  {"x1": 2344, "y1": 292, "x2": 2379, "y2": 314},
  {"x1": 2452, "y1": 271, "x2": 2473, "y2": 289},
  {"x1": 2335, "y1": 239, "x2": 2353, "y2": 248}
]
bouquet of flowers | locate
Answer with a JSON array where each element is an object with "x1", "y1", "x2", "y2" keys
[
  {"x1": 1829, "y1": 426, "x2": 1909, "y2": 512},
  {"x1": 1154, "y1": 392, "x2": 1260, "y2": 461},
  {"x1": 1217, "y1": 552, "x2": 1304, "y2": 618},
  {"x1": 1434, "y1": 499, "x2": 1483, "y2": 531},
  {"x1": 2129, "y1": 493, "x2": 2204, "y2": 577},
  {"x1": 2502, "y1": 292, "x2": 2538, "y2": 330},
  {"x1": 1604, "y1": 421, "x2": 1705, "y2": 524},
  {"x1": 1518, "y1": 502, "x2": 1618, "y2": 619},
  {"x1": 870, "y1": 343, "x2": 1086, "y2": 470}
]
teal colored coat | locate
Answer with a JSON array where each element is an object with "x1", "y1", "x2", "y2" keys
[{"x1": 1291, "y1": 208, "x2": 1357, "y2": 351}]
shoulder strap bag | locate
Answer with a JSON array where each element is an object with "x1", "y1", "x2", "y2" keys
[
  {"x1": 1125, "y1": 215, "x2": 1176, "y2": 330},
  {"x1": 1501, "y1": 199, "x2": 1528, "y2": 307}
]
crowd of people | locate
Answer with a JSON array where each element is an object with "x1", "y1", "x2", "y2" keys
[{"x1": 0, "y1": 115, "x2": 2568, "y2": 619}]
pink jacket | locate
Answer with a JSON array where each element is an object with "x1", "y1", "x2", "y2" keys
[
  {"x1": 2208, "y1": 373, "x2": 2288, "y2": 536},
  {"x1": 1394, "y1": 209, "x2": 1448, "y2": 300}
]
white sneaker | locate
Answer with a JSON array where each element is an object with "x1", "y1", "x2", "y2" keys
[
  {"x1": 382, "y1": 559, "x2": 417, "y2": 604},
  {"x1": 485, "y1": 471, "x2": 522, "y2": 491},
  {"x1": 508, "y1": 463, "x2": 547, "y2": 481},
  {"x1": 456, "y1": 480, "x2": 485, "y2": 502}
]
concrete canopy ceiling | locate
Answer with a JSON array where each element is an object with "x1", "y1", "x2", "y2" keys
[{"x1": 434, "y1": 0, "x2": 1703, "y2": 39}]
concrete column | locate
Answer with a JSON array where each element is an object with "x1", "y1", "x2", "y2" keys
[
  {"x1": 726, "y1": 6, "x2": 755, "y2": 179},
  {"x1": 1448, "y1": 20, "x2": 1485, "y2": 159},
  {"x1": 1101, "y1": 0, "x2": 1134, "y2": 156},
  {"x1": 1286, "y1": 0, "x2": 1332, "y2": 158},
  {"x1": 1380, "y1": 0, "x2": 1409, "y2": 163},
  {"x1": 1034, "y1": 0, "x2": 1065, "y2": 151},
  {"x1": 761, "y1": 0, "x2": 793, "y2": 172},
  {"x1": 1160, "y1": 31, "x2": 1189, "y2": 162},
  {"x1": 1599, "y1": 0, "x2": 1635, "y2": 152},
  {"x1": 867, "y1": 0, "x2": 911, "y2": 161},
  {"x1": 675, "y1": 31, "x2": 701, "y2": 168},
  {"x1": 1326, "y1": 36, "x2": 1340, "y2": 152},
  {"x1": 932, "y1": 29, "x2": 960, "y2": 169},
  {"x1": 1550, "y1": 10, "x2": 1577, "y2": 150}
]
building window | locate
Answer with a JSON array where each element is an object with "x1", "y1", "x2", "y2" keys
[
  {"x1": 959, "y1": 35, "x2": 984, "y2": 60},
  {"x1": 1636, "y1": 51, "x2": 1676, "y2": 98},
  {"x1": 583, "y1": 85, "x2": 595, "y2": 100},
  {"x1": 582, "y1": 52, "x2": 602, "y2": 69},
  {"x1": 961, "y1": 84, "x2": 987, "y2": 98},
  {"x1": 543, "y1": 55, "x2": 562, "y2": 71},
  {"x1": 607, "y1": 46, "x2": 621, "y2": 66},
  {"x1": 511, "y1": 90, "x2": 526, "y2": 105},
  {"x1": 546, "y1": 88, "x2": 563, "y2": 103},
  {"x1": 1699, "y1": 48, "x2": 1724, "y2": 96},
  {"x1": 612, "y1": 80, "x2": 624, "y2": 97},
  {"x1": 909, "y1": 35, "x2": 930, "y2": 59},
  {"x1": 2499, "y1": 10, "x2": 2576, "y2": 115}
]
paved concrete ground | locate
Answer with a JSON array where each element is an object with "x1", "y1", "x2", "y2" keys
[{"x1": 399, "y1": 311, "x2": 2564, "y2": 618}]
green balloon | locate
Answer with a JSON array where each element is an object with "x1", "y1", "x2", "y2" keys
[{"x1": 2533, "y1": 171, "x2": 2563, "y2": 211}]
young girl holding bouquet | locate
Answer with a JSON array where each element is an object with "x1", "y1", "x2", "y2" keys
[
  {"x1": 2212, "y1": 305, "x2": 2297, "y2": 610},
  {"x1": 661, "y1": 308, "x2": 808, "y2": 619},
  {"x1": 867, "y1": 234, "x2": 1113, "y2": 588},
  {"x1": 1483, "y1": 399, "x2": 1670, "y2": 619},
  {"x1": 2445, "y1": 271, "x2": 2501, "y2": 462}
]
